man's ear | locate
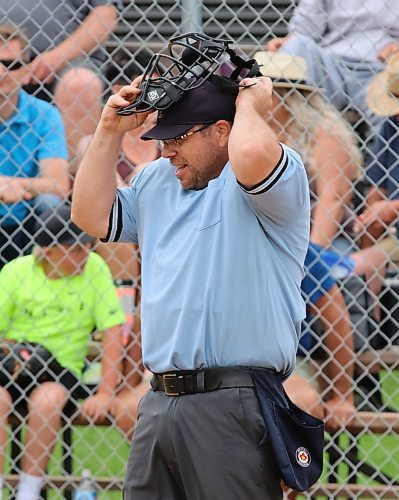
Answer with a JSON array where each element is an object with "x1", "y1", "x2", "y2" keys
[{"x1": 213, "y1": 120, "x2": 232, "y2": 147}]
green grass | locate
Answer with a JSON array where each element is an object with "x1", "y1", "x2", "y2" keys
[
  {"x1": 354, "y1": 370, "x2": 399, "y2": 485},
  {"x1": 4, "y1": 372, "x2": 399, "y2": 498}
]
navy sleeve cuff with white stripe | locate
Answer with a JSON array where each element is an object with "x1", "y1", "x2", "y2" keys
[
  {"x1": 237, "y1": 144, "x2": 288, "y2": 195},
  {"x1": 100, "y1": 194, "x2": 123, "y2": 243}
]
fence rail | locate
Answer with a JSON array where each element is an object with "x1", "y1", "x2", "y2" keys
[{"x1": 1, "y1": 0, "x2": 399, "y2": 497}]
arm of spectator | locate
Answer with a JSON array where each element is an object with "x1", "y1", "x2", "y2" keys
[
  {"x1": 310, "y1": 127, "x2": 357, "y2": 247},
  {"x1": 356, "y1": 186, "x2": 390, "y2": 247},
  {"x1": 122, "y1": 333, "x2": 145, "y2": 388},
  {"x1": 81, "y1": 323, "x2": 124, "y2": 422},
  {"x1": 377, "y1": 42, "x2": 399, "y2": 61},
  {"x1": 356, "y1": 198, "x2": 399, "y2": 235},
  {"x1": 229, "y1": 76, "x2": 281, "y2": 187},
  {"x1": 0, "y1": 158, "x2": 69, "y2": 204},
  {"x1": 119, "y1": 284, "x2": 144, "y2": 388},
  {"x1": 312, "y1": 285, "x2": 355, "y2": 430},
  {"x1": 72, "y1": 79, "x2": 153, "y2": 237},
  {"x1": 28, "y1": 4, "x2": 119, "y2": 84}
]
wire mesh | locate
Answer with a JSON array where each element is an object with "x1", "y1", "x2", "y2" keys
[{"x1": 0, "y1": 0, "x2": 398, "y2": 497}]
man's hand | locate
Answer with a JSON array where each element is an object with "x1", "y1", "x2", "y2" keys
[
  {"x1": 100, "y1": 76, "x2": 155, "y2": 134},
  {"x1": 354, "y1": 199, "x2": 399, "y2": 234},
  {"x1": 377, "y1": 42, "x2": 399, "y2": 62},
  {"x1": 81, "y1": 392, "x2": 114, "y2": 423},
  {"x1": 266, "y1": 35, "x2": 292, "y2": 52},
  {"x1": 28, "y1": 49, "x2": 66, "y2": 84},
  {"x1": 236, "y1": 76, "x2": 273, "y2": 119},
  {"x1": 0, "y1": 178, "x2": 33, "y2": 204}
]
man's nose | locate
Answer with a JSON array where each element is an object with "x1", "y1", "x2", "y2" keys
[{"x1": 161, "y1": 143, "x2": 177, "y2": 158}]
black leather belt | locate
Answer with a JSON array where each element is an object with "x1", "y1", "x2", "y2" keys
[{"x1": 151, "y1": 366, "x2": 255, "y2": 396}]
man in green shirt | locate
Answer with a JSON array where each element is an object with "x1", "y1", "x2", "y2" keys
[{"x1": 0, "y1": 203, "x2": 125, "y2": 500}]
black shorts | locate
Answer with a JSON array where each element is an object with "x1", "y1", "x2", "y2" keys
[{"x1": 5, "y1": 368, "x2": 81, "y2": 410}]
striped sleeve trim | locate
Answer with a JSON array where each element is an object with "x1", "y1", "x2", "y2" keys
[
  {"x1": 237, "y1": 144, "x2": 289, "y2": 195},
  {"x1": 99, "y1": 195, "x2": 123, "y2": 242}
]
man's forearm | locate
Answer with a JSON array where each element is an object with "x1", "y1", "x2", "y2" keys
[
  {"x1": 54, "y1": 5, "x2": 118, "y2": 61},
  {"x1": 72, "y1": 126, "x2": 122, "y2": 237},
  {"x1": 97, "y1": 325, "x2": 123, "y2": 396},
  {"x1": 229, "y1": 78, "x2": 281, "y2": 187}
]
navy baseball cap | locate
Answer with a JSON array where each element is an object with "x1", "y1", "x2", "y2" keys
[
  {"x1": 141, "y1": 80, "x2": 237, "y2": 141},
  {"x1": 34, "y1": 204, "x2": 95, "y2": 247}
]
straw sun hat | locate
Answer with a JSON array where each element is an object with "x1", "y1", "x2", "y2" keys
[
  {"x1": 254, "y1": 52, "x2": 320, "y2": 93},
  {"x1": 367, "y1": 53, "x2": 399, "y2": 117}
]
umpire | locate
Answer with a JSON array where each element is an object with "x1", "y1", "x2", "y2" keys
[{"x1": 72, "y1": 65, "x2": 311, "y2": 498}]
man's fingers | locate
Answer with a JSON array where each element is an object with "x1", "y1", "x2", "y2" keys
[
  {"x1": 119, "y1": 84, "x2": 141, "y2": 97},
  {"x1": 108, "y1": 87, "x2": 141, "y2": 109},
  {"x1": 131, "y1": 75, "x2": 144, "y2": 86}
]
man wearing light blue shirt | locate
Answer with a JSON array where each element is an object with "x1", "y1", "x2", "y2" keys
[{"x1": 73, "y1": 62, "x2": 311, "y2": 498}]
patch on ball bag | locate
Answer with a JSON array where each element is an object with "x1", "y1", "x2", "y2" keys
[{"x1": 296, "y1": 447, "x2": 311, "y2": 468}]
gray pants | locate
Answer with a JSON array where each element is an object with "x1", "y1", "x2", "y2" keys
[{"x1": 123, "y1": 387, "x2": 282, "y2": 499}]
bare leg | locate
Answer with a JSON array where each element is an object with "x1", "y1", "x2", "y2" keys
[
  {"x1": 0, "y1": 386, "x2": 12, "y2": 474},
  {"x1": 22, "y1": 382, "x2": 68, "y2": 476},
  {"x1": 54, "y1": 68, "x2": 103, "y2": 160}
]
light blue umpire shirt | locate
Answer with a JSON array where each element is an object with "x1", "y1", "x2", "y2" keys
[{"x1": 102, "y1": 143, "x2": 310, "y2": 376}]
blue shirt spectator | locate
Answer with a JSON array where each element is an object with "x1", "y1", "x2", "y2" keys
[
  {"x1": 0, "y1": 24, "x2": 69, "y2": 268},
  {"x1": 0, "y1": 90, "x2": 68, "y2": 225}
]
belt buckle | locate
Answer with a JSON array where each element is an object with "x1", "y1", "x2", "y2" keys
[{"x1": 163, "y1": 373, "x2": 185, "y2": 396}]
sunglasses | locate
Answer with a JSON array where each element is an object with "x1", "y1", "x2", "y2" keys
[
  {"x1": 0, "y1": 59, "x2": 24, "y2": 71},
  {"x1": 158, "y1": 123, "x2": 213, "y2": 148}
]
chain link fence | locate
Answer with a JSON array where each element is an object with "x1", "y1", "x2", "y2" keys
[{"x1": 0, "y1": 0, "x2": 399, "y2": 498}]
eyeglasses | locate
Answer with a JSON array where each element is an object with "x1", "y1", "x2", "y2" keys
[
  {"x1": 0, "y1": 59, "x2": 24, "y2": 71},
  {"x1": 158, "y1": 123, "x2": 213, "y2": 148}
]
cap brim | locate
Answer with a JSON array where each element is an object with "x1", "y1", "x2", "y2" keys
[
  {"x1": 141, "y1": 123, "x2": 193, "y2": 141},
  {"x1": 367, "y1": 71, "x2": 399, "y2": 117}
]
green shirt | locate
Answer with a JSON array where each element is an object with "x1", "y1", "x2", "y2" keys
[{"x1": 0, "y1": 253, "x2": 125, "y2": 377}]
